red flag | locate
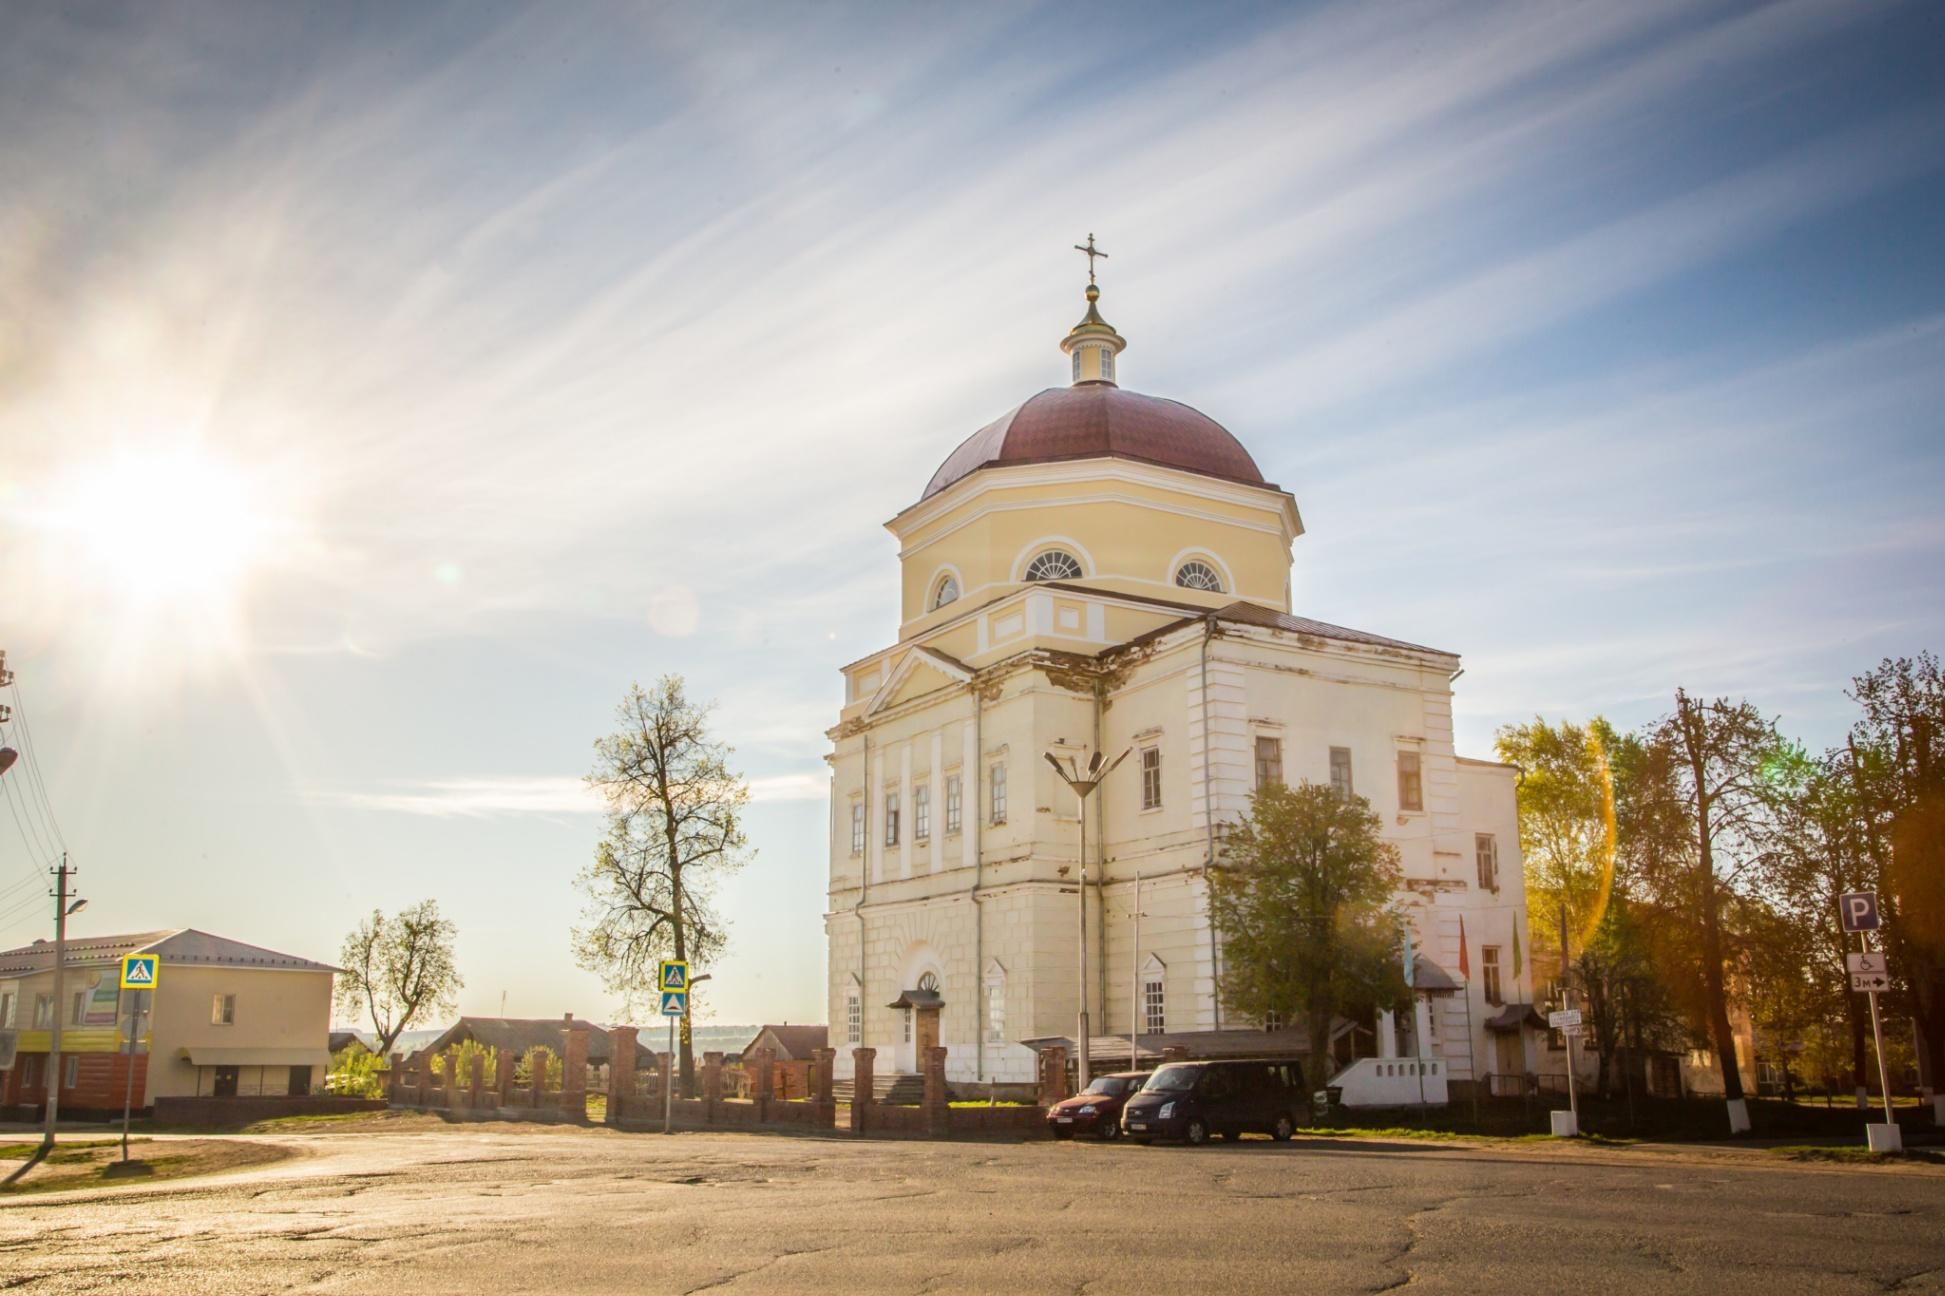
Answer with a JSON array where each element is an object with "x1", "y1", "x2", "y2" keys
[{"x1": 1458, "y1": 915, "x2": 1471, "y2": 981}]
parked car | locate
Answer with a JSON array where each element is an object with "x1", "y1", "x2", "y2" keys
[
  {"x1": 1046, "y1": 1071, "x2": 1150, "y2": 1140},
  {"x1": 1120, "y1": 1059, "x2": 1304, "y2": 1145}
]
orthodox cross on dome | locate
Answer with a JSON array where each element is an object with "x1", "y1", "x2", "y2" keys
[{"x1": 1073, "y1": 233, "x2": 1108, "y2": 285}]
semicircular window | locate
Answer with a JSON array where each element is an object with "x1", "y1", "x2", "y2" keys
[
  {"x1": 931, "y1": 574, "x2": 960, "y2": 610},
  {"x1": 917, "y1": 971, "x2": 941, "y2": 994},
  {"x1": 1024, "y1": 550, "x2": 1083, "y2": 582},
  {"x1": 1174, "y1": 560, "x2": 1224, "y2": 592}
]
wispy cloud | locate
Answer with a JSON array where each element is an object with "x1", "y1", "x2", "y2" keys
[{"x1": 312, "y1": 770, "x2": 825, "y2": 819}]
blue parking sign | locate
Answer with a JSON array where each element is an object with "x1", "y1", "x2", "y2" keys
[{"x1": 1839, "y1": 892, "x2": 1881, "y2": 933}]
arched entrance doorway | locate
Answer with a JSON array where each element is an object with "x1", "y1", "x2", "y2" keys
[{"x1": 888, "y1": 970, "x2": 943, "y2": 1074}]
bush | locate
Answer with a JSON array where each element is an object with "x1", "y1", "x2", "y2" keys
[{"x1": 328, "y1": 1046, "x2": 386, "y2": 1098}]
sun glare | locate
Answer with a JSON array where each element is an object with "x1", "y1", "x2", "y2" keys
[{"x1": 49, "y1": 447, "x2": 273, "y2": 606}]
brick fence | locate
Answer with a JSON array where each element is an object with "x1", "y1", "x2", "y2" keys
[
  {"x1": 389, "y1": 1035, "x2": 1052, "y2": 1141},
  {"x1": 154, "y1": 1095, "x2": 389, "y2": 1128}
]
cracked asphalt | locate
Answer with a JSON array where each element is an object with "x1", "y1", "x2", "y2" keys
[{"x1": 3, "y1": 1124, "x2": 1943, "y2": 1293}]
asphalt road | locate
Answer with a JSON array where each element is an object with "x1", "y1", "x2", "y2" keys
[{"x1": 3, "y1": 1124, "x2": 1943, "y2": 1293}]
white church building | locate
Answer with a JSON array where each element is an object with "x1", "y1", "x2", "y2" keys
[{"x1": 824, "y1": 262, "x2": 1541, "y2": 1103}]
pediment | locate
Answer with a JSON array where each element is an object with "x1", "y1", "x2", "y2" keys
[{"x1": 866, "y1": 645, "x2": 973, "y2": 715}]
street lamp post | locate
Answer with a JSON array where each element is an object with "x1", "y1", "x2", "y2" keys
[{"x1": 1043, "y1": 748, "x2": 1130, "y2": 1090}]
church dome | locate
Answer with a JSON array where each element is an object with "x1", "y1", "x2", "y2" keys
[{"x1": 920, "y1": 384, "x2": 1269, "y2": 501}]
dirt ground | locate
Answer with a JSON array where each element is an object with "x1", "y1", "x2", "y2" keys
[{"x1": 0, "y1": 1137, "x2": 291, "y2": 1195}]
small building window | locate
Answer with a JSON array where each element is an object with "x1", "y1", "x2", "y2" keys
[
  {"x1": 1174, "y1": 560, "x2": 1223, "y2": 592},
  {"x1": 1398, "y1": 751, "x2": 1423, "y2": 812},
  {"x1": 1023, "y1": 550, "x2": 1082, "y2": 582},
  {"x1": 945, "y1": 774, "x2": 963, "y2": 834},
  {"x1": 1072, "y1": 350, "x2": 1082, "y2": 383},
  {"x1": 1330, "y1": 747, "x2": 1354, "y2": 801},
  {"x1": 846, "y1": 992, "x2": 862, "y2": 1045},
  {"x1": 985, "y1": 963, "x2": 1007, "y2": 1044},
  {"x1": 1264, "y1": 1009, "x2": 1283, "y2": 1032},
  {"x1": 63, "y1": 1055, "x2": 79, "y2": 1090},
  {"x1": 884, "y1": 792, "x2": 900, "y2": 847},
  {"x1": 1482, "y1": 946, "x2": 1504, "y2": 1006},
  {"x1": 212, "y1": 993, "x2": 237, "y2": 1026},
  {"x1": 990, "y1": 762, "x2": 1008, "y2": 824},
  {"x1": 1098, "y1": 347, "x2": 1114, "y2": 382},
  {"x1": 1254, "y1": 736, "x2": 1282, "y2": 789},
  {"x1": 70, "y1": 990, "x2": 87, "y2": 1026},
  {"x1": 902, "y1": 1009, "x2": 913, "y2": 1044},
  {"x1": 931, "y1": 574, "x2": 959, "y2": 610},
  {"x1": 914, "y1": 785, "x2": 931, "y2": 842},
  {"x1": 850, "y1": 802, "x2": 865, "y2": 856},
  {"x1": 1140, "y1": 745, "x2": 1162, "y2": 810},
  {"x1": 1476, "y1": 833, "x2": 1499, "y2": 891},
  {"x1": 0, "y1": 991, "x2": 13, "y2": 1029},
  {"x1": 32, "y1": 995, "x2": 51, "y2": 1029}
]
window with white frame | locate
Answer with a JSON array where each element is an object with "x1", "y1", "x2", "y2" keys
[
  {"x1": 945, "y1": 773, "x2": 962, "y2": 834},
  {"x1": 0, "y1": 991, "x2": 12, "y2": 1028},
  {"x1": 1023, "y1": 550, "x2": 1082, "y2": 582},
  {"x1": 846, "y1": 990, "x2": 861, "y2": 1045},
  {"x1": 212, "y1": 993, "x2": 236, "y2": 1026},
  {"x1": 32, "y1": 994, "x2": 51, "y2": 1029},
  {"x1": 914, "y1": 784, "x2": 931, "y2": 841},
  {"x1": 931, "y1": 574, "x2": 959, "y2": 610},
  {"x1": 989, "y1": 762, "x2": 1008, "y2": 823},
  {"x1": 1397, "y1": 750, "x2": 1424, "y2": 812},
  {"x1": 1475, "y1": 833, "x2": 1499, "y2": 891},
  {"x1": 1173, "y1": 560, "x2": 1223, "y2": 592},
  {"x1": 884, "y1": 791, "x2": 900, "y2": 846},
  {"x1": 1264, "y1": 1008, "x2": 1283, "y2": 1032},
  {"x1": 1482, "y1": 946, "x2": 1503, "y2": 1006},
  {"x1": 70, "y1": 990, "x2": 86, "y2": 1025},
  {"x1": 850, "y1": 802, "x2": 865, "y2": 856},
  {"x1": 902, "y1": 1009, "x2": 913, "y2": 1043},
  {"x1": 63, "y1": 1055, "x2": 78, "y2": 1090},
  {"x1": 1099, "y1": 348, "x2": 1114, "y2": 381},
  {"x1": 1072, "y1": 350, "x2": 1083, "y2": 383},
  {"x1": 985, "y1": 962, "x2": 1006, "y2": 1044},
  {"x1": 1140, "y1": 745, "x2": 1162, "y2": 810},
  {"x1": 1329, "y1": 746, "x2": 1354, "y2": 801},
  {"x1": 1254, "y1": 735, "x2": 1282, "y2": 789},
  {"x1": 1142, "y1": 957, "x2": 1166, "y2": 1035}
]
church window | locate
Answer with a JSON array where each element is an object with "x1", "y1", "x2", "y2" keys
[
  {"x1": 1476, "y1": 833, "x2": 1499, "y2": 891},
  {"x1": 989, "y1": 762, "x2": 1008, "y2": 824},
  {"x1": 1482, "y1": 946, "x2": 1503, "y2": 1006},
  {"x1": 1140, "y1": 745, "x2": 1162, "y2": 810},
  {"x1": 1174, "y1": 560, "x2": 1223, "y2": 592},
  {"x1": 850, "y1": 802, "x2": 865, "y2": 856},
  {"x1": 1330, "y1": 747, "x2": 1354, "y2": 801},
  {"x1": 984, "y1": 963, "x2": 1006, "y2": 1043},
  {"x1": 1072, "y1": 350, "x2": 1083, "y2": 383},
  {"x1": 1398, "y1": 751, "x2": 1423, "y2": 812},
  {"x1": 1024, "y1": 550, "x2": 1082, "y2": 582},
  {"x1": 945, "y1": 774, "x2": 962, "y2": 834},
  {"x1": 931, "y1": 574, "x2": 959, "y2": 610},
  {"x1": 885, "y1": 791, "x2": 900, "y2": 846},
  {"x1": 846, "y1": 991, "x2": 861, "y2": 1045},
  {"x1": 1142, "y1": 958, "x2": 1166, "y2": 1035},
  {"x1": 915, "y1": 785, "x2": 931, "y2": 841},
  {"x1": 1254, "y1": 736, "x2": 1282, "y2": 789}
]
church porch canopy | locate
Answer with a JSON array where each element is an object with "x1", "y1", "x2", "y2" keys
[
  {"x1": 886, "y1": 989, "x2": 944, "y2": 1011},
  {"x1": 1483, "y1": 1003, "x2": 1547, "y2": 1033}
]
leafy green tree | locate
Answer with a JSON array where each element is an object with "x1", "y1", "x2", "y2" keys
[
  {"x1": 1495, "y1": 717, "x2": 1620, "y2": 969},
  {"x1": 1209, "y1": 781, "x2": 1410, "y2": 1095},
  {"x1": 327, "y1": 1044, "x2": 386, "y2": 1098},
  {"x1": 577, "y1": 676, "x2": 751, "y2": 1098},
  {"x1": 335, "y1": 900, "x2": 463, "y2": 1058}
]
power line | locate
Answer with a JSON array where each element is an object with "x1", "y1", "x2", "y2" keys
[
  {"x1": 5, "y1": 683, "x2": 69, "y2": 855},
  {"x1": 0, "y1": 761, "x2": 57, "y2": 880}
]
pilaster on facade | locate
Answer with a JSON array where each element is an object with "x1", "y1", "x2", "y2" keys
[
  {"x1": 1422, "y1": 688, "x2": 1464, "y2": 857},
  {"x1": 1187, "y1": 653, "x2": 1250, "y2": 832},
  {"x1": 899, "y1": 743, "x2": 914, "y2": 880}
]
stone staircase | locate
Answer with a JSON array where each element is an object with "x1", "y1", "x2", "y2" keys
[{"x1": 830, "y1": 1072, "x2": 927, "y2": 1106}]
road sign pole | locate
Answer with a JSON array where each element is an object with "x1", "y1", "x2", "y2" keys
[
  {"x1": 663, "y1": 1016, "x2": 675, "y2": 1136},
  {"x1": 120, "y1": 990, "x2": 142, "y2": 1162},
  {"x1": 1864, "y1": 932, "x2": 1894, "y2": 1130}
]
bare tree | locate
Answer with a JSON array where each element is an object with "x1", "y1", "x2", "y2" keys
[
  {"x1": 577, "y1": 676, "x2": 750, "y2": 1097},
  {"x1": 336, "y1": 900, "x2": 463, "y2": 1057}
]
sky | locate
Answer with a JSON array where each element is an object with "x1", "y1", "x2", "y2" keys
[{"x1": 1, "y1": 0, "x2": 1941, "y2": 1029}]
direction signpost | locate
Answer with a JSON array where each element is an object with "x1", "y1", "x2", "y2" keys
[
  {"x1": 118, "y1": 954, "x2": 158, "y2": 1163},
  {"x1": 658, "y1": 961, "x2": 688, "y2": 1135},
  {"x1": 1549, "y1": 1008, "x2": 1583, "y2": 1137},
  {"x1": 1839, "y1": 892, "x2": 1900, "y2": 1153}
]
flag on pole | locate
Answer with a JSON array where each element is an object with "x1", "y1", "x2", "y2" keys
[
  {"x1": 1511, "y1": 914, "x2": 1523, "y2": 979},
  {"x1": 1457, "y1": 915, "x2": 1470, "y2": 981}
]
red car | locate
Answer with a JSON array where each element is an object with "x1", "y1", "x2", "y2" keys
[{"x1": 1046, "y1": 1071, "x2": 1150, "y2": 1140}]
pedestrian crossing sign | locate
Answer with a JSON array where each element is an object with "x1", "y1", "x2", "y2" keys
[
  {"x1": 658, "y1": 960, "x2": 688, "y2": 992},
  {"x1": 120, "y1": 954, "x2": 159, "y2": 990},
  {"x1": 660, "y1": 991, "x2": 687, "y2": 1017}
]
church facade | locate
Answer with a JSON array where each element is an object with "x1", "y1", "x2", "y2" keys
[{"x1": 824, "y1": 266, "x2": 1540, "y2": 1096}]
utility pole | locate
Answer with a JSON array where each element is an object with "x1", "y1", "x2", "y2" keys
[{"x1": 46, "y1": 855, "x2": 76, "y2": 1149}]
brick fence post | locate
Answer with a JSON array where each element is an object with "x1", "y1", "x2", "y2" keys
[
  {"x1": 494, "y1": 1049, "x2": 514, "y2": 1109},
  {"x1": 1038, "y1": 1046, "x2": 1071, "y2": 1107},
  {"x1": 468, "y1": 1052, "x2": 485, "y2": 1110},
  {"x1": 752, "y1": 1047, "x2": 775, "y2": 1123},
  {"x1": 529, "y1": 1048, "x2": 550, "y2": 1108},
  {"x1": 812, "y1": 1047, "x2": 836, "y2": 1129},
  {"x1": 851, "y1": 1047, "x2": 876, "y2": 1135},
  {"x1": 561, "y1": 1015, "x2": 590, "y2": 1120},
  {"x1": 923, "y1": 1046, "x2": 950, "y2": 1137},
  {"x1": 703, "y1": 1051, "x2": 724, "y2": 1126},
  {"x1": 608, "y1": 1026, "x2": 638, "y2": 1126},
  {"x1": 388, "y1": 1052, "x2": 403, "y2": 1104}
]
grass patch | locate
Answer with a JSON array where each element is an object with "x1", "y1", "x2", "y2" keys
[
  {"x1": 1296, "y1": 1126, "x2": 1469, "y2": 1142},
  {"x1": 0, "y1": 1140, "x2": 124, "y2": 1160},
  {"x1": 0, "y1": 1139, "x2": 289, "y2": 1195},
  {"x1": 1769, "y1": 1145, "x2": 1945, "y2": 1166},
  {"x1": 1506, "y1": 1131, "x2": 1641, "y2": 1147},
  {"x1": 949, "y1": 1100, "x2": 1034, "y2": 1109}
]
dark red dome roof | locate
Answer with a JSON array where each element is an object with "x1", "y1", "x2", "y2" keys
[{"x1": 921, "y1": 384, "x2": 1270, "y2": 501}]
